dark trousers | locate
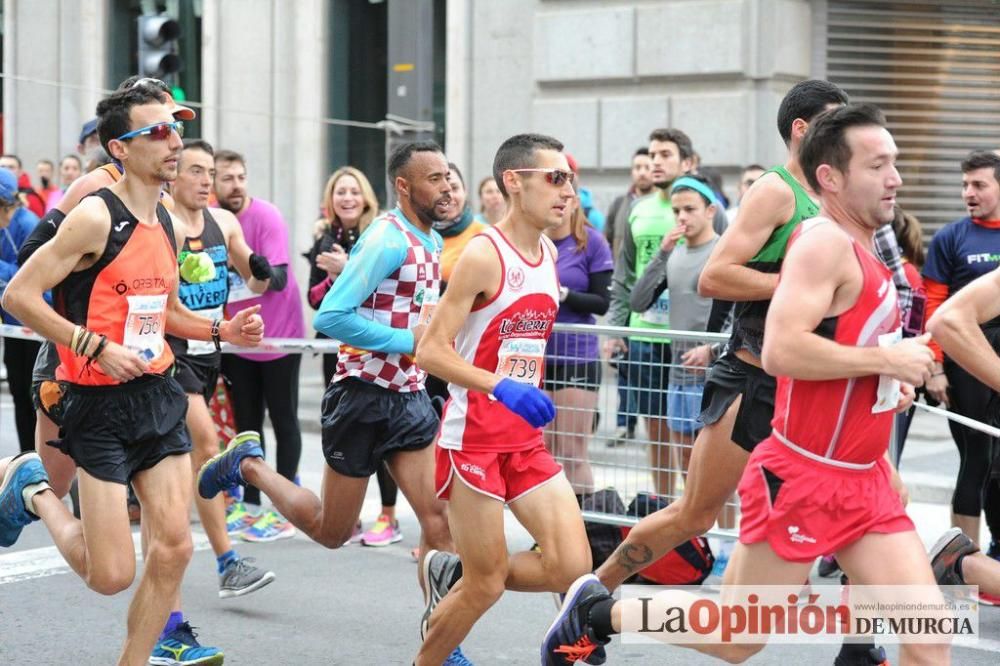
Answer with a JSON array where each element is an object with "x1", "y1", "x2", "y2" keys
[
  {"x1": 3, "y1": 337, "x2": 40, "y2": 453},
  {"x1": 946, "y1": 360, "x2": 999, "y2": 537},
  {"x1": 222, "y1": 353, "x2": 303, "y2": 506}
]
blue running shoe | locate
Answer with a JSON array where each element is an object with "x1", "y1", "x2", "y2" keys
[
  {"x1": 148, "y1": 621, "x2": 223, "y2": 665},
  {"x1": 542, "y1": 574, "x2": 611, "y2": 665},
  {"x1": 198, "y1": 431, "x2": 263, "y2": 500},
  {"x1": 443, "y1": 645, "x2": 474, "y2": 665},
  {"x1": 0, "y1": 453, "x2": 49, "y2": 547}
]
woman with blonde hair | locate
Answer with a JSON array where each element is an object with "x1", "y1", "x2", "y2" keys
[
  {"x1": 542, "y1": 194, "x2": 614, "y2": 496},
  {"x1": 305, "y1": 166, "x2": 403, "y2": 548}
]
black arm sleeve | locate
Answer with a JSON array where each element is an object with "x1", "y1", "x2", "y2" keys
[
  {"x1": 306, "y1": 235, "x2": 327, "y2": 291},
  {"x1": 562, "y1": 269, "x2": 612, "y2": 316},
  {"x1": 266, "y1": 264, "x2": 289, "y2": 292},
  {"x1": 17, "y1": 209, "x2": 65, "y2": 264},
  {"x1": 707, "y1": 299, "x2": 733, "y2": 333}
]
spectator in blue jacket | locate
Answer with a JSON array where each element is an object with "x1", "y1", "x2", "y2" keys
[{"x1": 0, "y1": 167, "x2": 42, "y2": 451}]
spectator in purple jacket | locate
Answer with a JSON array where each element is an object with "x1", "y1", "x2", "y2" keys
[{"x1": 542, "y1": 193, "x2": 614, "y2": 496}]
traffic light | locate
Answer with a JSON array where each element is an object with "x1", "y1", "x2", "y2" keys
[{"x1": 137, "y1": 14, "x2": 182, "y2": 79}]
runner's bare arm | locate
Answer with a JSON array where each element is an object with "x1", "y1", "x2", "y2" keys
[
  {"x1": 698, "y1": 172, "x2": 795, "y2": 301},
  {"x1": 170, "y1": 211, "x2": 188, "y2": 249},
  {"x1": 927, "y1": 266, "x2": 1000, "y2": 391},
  {"x1": 763, "y1": 222, "x2": 932, "y2": 384},
  {"x1": 2, "y1": 197, "x2": 112, "y2": 346},
  {"x1": 416, "y1": 235, "x2": 503, "y2": 394},
  {"x1": 55, "y1": 167, "x2": 117, "y2": 214},
  {"x1": 215, "y1": 208, "x2": 269, "y2": 294},
  {"x1": 165, "y1": 281, "x2": 263, "y2": 347}
]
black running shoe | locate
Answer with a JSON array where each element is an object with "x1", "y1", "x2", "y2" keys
[
  {"x1": 818, "y1": 555, "x2": 841, "y2": 578},
  {"x1": 833, "y1": 639, "x2": 888, "y2": 665},
  {"x1": 541, "y1": 574, "x2": 610, "y2": 665}
]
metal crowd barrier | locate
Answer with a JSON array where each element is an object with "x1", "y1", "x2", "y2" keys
[{"x1": 3, "y1": 322, "x2": 1000, "y2": 542}]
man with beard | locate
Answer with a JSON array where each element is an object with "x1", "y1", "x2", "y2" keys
[
  {"x1": 0, "y1": 84, "x2": 264, "y2": 666},
  {"x1": 198, "y1": 141, "x2": 459, "y2": 658},
  {"x1": 923, "y1": 151, "x2": 1000, "y2": 558},
  {"x1": 605, "y1": 128, "x2": 728, "y2": 495},
  {"x1": 212, "y1": 150, "x2": 305, "y2": 541}
]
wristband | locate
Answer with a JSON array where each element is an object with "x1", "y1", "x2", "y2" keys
[
  {"x1": 70, "y1": 325, "x2": 83, "y2": 355},
  {"x1": 89, "y1": 335, "x2": 108, "y2": 360},
  {"x1": 76, "y1": 330, "x2": 94, "y2": 357},
  {"x1": 932, "y1": 371, "x2": 945, "y2": 377},
  {"x1": 211, "y1": 319, "x2": 222, "y2": 352}
]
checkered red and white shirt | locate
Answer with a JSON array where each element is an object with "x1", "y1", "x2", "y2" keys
[{"x1": 333, "y1": 213, "x2": 441, "y2": 392}]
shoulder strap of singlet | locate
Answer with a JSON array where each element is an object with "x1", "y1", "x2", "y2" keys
[
  {"x1": 99, "y1": 163, "x2": 124, "y2": 182},
  {"x1": 768, "y1": 166, "x2": 817, "y2": 212}
]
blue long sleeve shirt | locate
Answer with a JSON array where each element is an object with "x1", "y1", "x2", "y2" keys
[
  {"x1": 314, "y1": 208, "x2": 442, "y2": 354},
  {"x1": 1, "y1": 207, "x2": 41, "y2": 325}
]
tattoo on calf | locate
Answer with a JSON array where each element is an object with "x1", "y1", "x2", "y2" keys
[{"x1": 617, "y1": 543, "x2": 653, "y2": 573}]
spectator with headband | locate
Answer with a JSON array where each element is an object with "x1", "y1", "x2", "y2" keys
[
  {"x1": 629, "y1": 174, "x2": 721, "y2": 499},
  {"x1": 605, "y1": 127, "x2": 727, "y2": 496}
]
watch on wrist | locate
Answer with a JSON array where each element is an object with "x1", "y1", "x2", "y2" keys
[{"x1": 211, "y1": 318, "x2": 222, "y2": 352}]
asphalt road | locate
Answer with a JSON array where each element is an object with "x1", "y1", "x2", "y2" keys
[{"x1": 2, "y1": 363, "x2": 1000, "y2": 664}]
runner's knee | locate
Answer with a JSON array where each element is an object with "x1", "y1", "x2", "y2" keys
[
  {"x1": 675, "y1": 498, "x2": 719, "y2": 538},
  {"x1": 315, "y1": 520, "x2": 351, "y2": 550},
  {"x1": 717, "y1": 642, "x2": 764, "y2": 663},
  {"x1": 542, "y1": 547, "x2": 591, "y2": 591},
  {"x1": 146, "y1": 529, "x2": 194, "y2": 577},
  {"x1": 86, "y1": 561, "x2": 136, "y2": 595},
  {"x1": 189, "y1": 423, "x2": 219, "y2": 467},
  {"x1": 461, "y1": 571, "x2": 507, "y2": 609}
]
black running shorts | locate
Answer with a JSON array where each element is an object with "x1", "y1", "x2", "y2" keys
[
  {"x1": 698, "y1": 351, "x2": 776, "y2": 453},
  {"x1": 52, "y1": 374, "x2": 192, "y2": 484},
  {"x1": 321, "y1": 377, "x2": 439, "y2": 478},
  {"x1": 542, "y1": 359, "x2": 602, "y2": 393},
  {"x1": 173, "y1": 352, "x2": 221, "y2": 404}
]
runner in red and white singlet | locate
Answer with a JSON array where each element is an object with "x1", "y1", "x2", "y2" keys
[
  {"x1": 544, "y1": 105, "x2": 950, "y2": 666},
  {"x1": 435, "y1": 223, "x2": 561, "y2": 500},
  {"x1": 415, "y1": 134, "x2": 592, "y2": 666}
]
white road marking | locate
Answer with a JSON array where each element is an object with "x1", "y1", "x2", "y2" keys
[{"x1": 0, "y1": 530, "x2": 213, "y2": 585}]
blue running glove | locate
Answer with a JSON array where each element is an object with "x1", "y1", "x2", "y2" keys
[{"x1": 492, "y1": 378, "x2": 556, "y2": 428}]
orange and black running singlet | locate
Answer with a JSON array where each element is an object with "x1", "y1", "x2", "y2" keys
[{"x1": 54, "y1": 188, "x2": 179, "y2": 385}]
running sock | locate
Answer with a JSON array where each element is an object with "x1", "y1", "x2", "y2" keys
[
  {"x1": 161, "y1": 611, "x2": 183, "y2": 639},
  {"x1": 21, "y1": 481, "x2": 52, "y2": 517},
  {"x1": 217, "y1": 549, "x2": 239, "y2": 574},
  {"x1": 588, "y1": 597, "x2": 617, "y2": 641}
]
